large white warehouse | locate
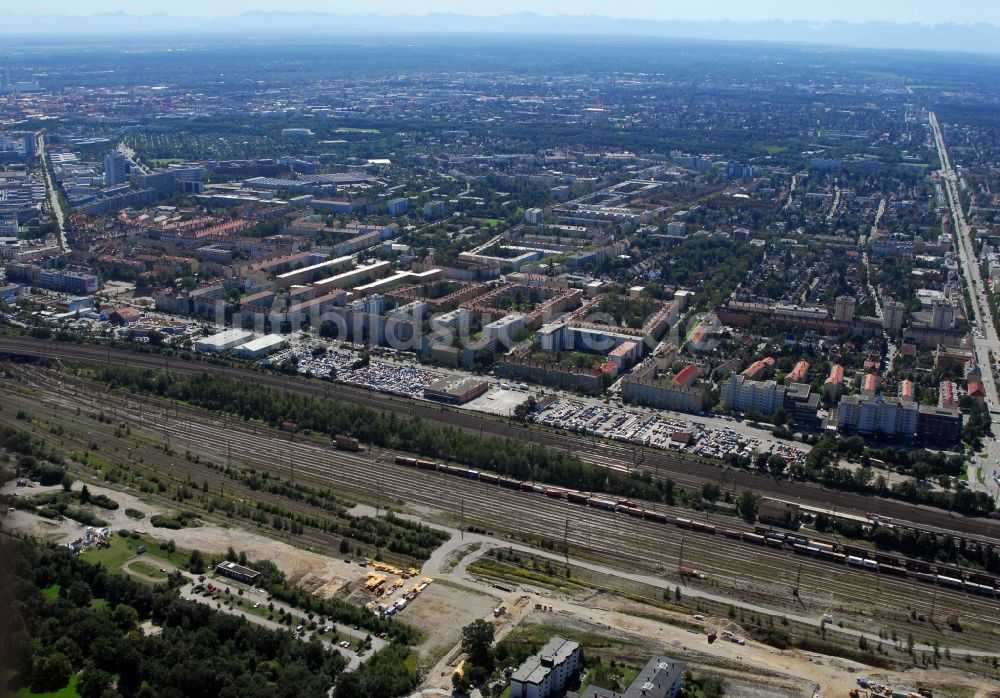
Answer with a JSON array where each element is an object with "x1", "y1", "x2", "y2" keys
[
  {"x1": 194, "y1": 329, "x2": 254, "y2": 353},
  {"x1": 232, "y1": 334, "x2": 288, "y2": 359}
]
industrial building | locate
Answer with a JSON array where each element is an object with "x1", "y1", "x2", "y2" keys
[
  {"x1": 231, "y1": 334, "x2": 288, "y2": 359},
  {"x1": 194, "y1": 329, "x2": 254, "y2": 353},
  {"x1": 215, "y1": 561, "x2": 261, "y2": 585},
  {"x1": 509, "y1": 636, "x2": 581, "y2": 698},
  {"x1": 423, "y1": 375, "x2": 489, "y2": 405}
]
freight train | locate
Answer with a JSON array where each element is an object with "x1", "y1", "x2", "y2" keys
[{"x1": 393, "y1": 455, "x2": 999, "y2": 597}]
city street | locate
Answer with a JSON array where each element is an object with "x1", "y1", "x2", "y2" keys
[{"x1": 930, "y1": 111, "x2": 1000, "y2": 506}]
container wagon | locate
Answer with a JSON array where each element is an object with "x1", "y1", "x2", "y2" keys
[
  {"x1": 416, "y1": 460, "x2": 437, "y2": 470},
  {"x1": 675, "y1": 517, "x2": 693, "y2": 529},
  {"x1": 588, "y1": 498, "x2": 616, "y2": 511},
  {"x1": 643, "y1": 510, "x2": 668, "y2": 524},
  {"x1": 818, "y1": 550, "x2": 846, "y2": 564},
  {"x1": 567, "y1": 491, "x2": 589, "y2": 505},
  {"x1": 722, "y1": 529, "x2": 743, "y2": 540},
  {"x1": 742, "y1": 533, "x2": 765, "y2": 545},
  {"x1": 395, "y1": 456, "x2": 417, "y2": 467},
  {"x1": 937, "y1": 575, "x2": 963, "y2": 588}
]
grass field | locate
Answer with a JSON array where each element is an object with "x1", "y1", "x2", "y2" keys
[
  {"x1": 78, "y1": 533, "x2": 190, "y2": 571},
  {"x1": 149, "y1": 158, "x2": 185, "y2": 167},
  {"x1": 14, "y1": 674, "x2": 80, "y2": 698},
  {"x1": 41, "y1": 584, "x2": 60, "y2": 599},
  {"x1": 129, "y1": 561, "x2": 168, "y2": 579}
]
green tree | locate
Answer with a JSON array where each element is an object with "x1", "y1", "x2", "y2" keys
[
  {"x1": 113, "y1": 603, "x2": 139, "y2": 632},
  {"x1": 188, "y1": 549, "x2": 206, "y2": 574},
  {"x1": 737, "y1": 490, "x2": 758, "y2": 521},
  {"x1": 66, "y1": 579, "x2": 92, "y2": 607},
  {"x1": 461, "y1": 619, "x2": 495, "y2": 669},
  {"x1": 78, "y1": 664, "x2": 114, "y2": 698},
  {"x1": 31, "y1": 652, "x2": 73, "y2": 693},
  {"x1": 61, "y1": 471, "x2": 75, "y2": 492}
]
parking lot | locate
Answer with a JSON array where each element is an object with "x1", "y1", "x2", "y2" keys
[
  {"x1": 271, "y1": 346, "x2": 445, "y2": 398},
  {"x1": 530, "y1": 398, "x2": 808, "y2": 464}
]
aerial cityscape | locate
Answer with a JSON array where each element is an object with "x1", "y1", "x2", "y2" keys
[{"x1": 1, "y1": 4, "x2": 1000, "y2": 698}]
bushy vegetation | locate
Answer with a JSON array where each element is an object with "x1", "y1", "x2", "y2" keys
[
  {"x1": 89, "y1": 366, "x2": 681, "y2": 504},
  {"x1": 2, "y1": 536, "x2": 348, "y2": 698}
]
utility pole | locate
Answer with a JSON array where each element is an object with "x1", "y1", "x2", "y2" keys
[
  {"x1": 678, "y1": 535, "x2": 685, "y2": 575},
  {"x1": 460, "y1": 497, "x2": 465, "y2": 541},
  {"x1": 795, "y1": 563, "x2": 802, "y2": 597},
  {"x1": 930, "y1": 589, "x2": 937, "y2": 624},
  {"x1": 563, "y1": 516, "x2": 569, "y2": 565}
]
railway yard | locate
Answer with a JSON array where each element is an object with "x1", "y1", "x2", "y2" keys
[
  {"x1": 4, "y1": 336, "x2": 999, "y2": 541},
  {"x1": 2, "y1": 356, "x2": 1000, "y2": 696}
]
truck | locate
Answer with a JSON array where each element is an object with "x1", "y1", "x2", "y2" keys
[{"x1": 706, "y1": 629, "x2": 717, "y2": 644}]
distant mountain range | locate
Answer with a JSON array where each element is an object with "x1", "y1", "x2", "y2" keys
[{"x1": 2, "y1": 11, "x2": 1000, "y2": 55}]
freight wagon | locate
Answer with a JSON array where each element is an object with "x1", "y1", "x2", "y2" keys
[{"x1": 334, "y1": 434, "x2": 361, "y2": 451}]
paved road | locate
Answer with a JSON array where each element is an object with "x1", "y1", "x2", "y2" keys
[
  {"x1": 178, "y1": 578, "x2": 385, "y2": 671},
  {"x1": 929, "y1": 111, "x2": 1000, "y2": 507},
  {"x1": 862, "y1": 197, "x2": 887, "y2": 318},
  {"x1": 38, "y1": 133, "x2": 68, "y2": 251}
]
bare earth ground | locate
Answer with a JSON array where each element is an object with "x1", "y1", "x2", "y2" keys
[
  {"x1": 4, "y1": 479, "x2": 997, "y2": 698},
  {"x1": 1, "y1": 478, "x2": 364, "y2": 595},
  {"x1": 404, "y1": 582, "x2": 498, "y2": 667}
]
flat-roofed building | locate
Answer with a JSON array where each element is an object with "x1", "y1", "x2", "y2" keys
[
  {"x1": 510, "y1": 636, "x2": 581, "y2": 698},
  {"x1": 231, "y1": 334, "x2": 287, "y2": 359},
  {"x1": 194, "y1": 329, "x2": 254, "y2": 353},
  {"x1": 423, "y1": 376, "x2": 490, "y2": 405},
  {"x1": 571, "y1": 655, "x2": 685, "y2": 698},
  {"x1": 215, "y1": 561, "x2": 260, "y2": 585}
]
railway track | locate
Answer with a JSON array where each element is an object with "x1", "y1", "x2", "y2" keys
[
  {"x1": 5, "y1": 337, "x2": 998, "y2": 543},
  {"x1": 8, "y1": 365, "x2": 1000, "y2": 644}
]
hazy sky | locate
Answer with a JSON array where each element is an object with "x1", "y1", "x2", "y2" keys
[{"x1": 12, "y1": 0, "x2": 1000, "y2": 24}]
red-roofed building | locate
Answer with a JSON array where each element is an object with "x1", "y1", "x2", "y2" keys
[
  {"x1": 672, "y1": 364, "x2": 701, "y2": 388},
  {"x1": 938, "y1": 381, "x2": 959, "y2": 409},
  {"x1": 785, "y1": 360, "x2": 809, "y2": 384},
  {"x1": 862, "y1": 374, "x2": 879, "y2": 393},
  {"x1": 824, "y1": 364, "x2": 844, "y2": 400},
  {"x1": 742, "y1": 356, "x2": 775, "y2": 380},
  {"x1": 899, "y1": 379, "x2": 915, "y2": 399},
  {"x1": 967, "y1": 381, "x2": 986, "y2": 402},
  {"x1": 107, "y1": 307, "x2": 141, "y2": 325}
]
